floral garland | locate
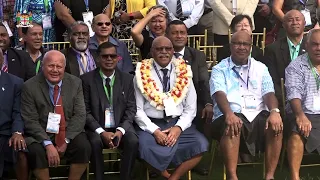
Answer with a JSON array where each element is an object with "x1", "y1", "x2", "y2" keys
[{"x1": 135, "y1": 58, "x2": 193, "y2": 110}]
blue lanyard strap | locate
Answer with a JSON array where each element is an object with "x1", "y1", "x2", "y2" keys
[
  {"x1": 50, "y1": 87, "x2": 61, "y2": 107},
  {"x1": 84, "y1": 0, "x2": 89, "y2": 11},
  {"x1": 153, "y1": 62, "x2": 173, "y2": 92},
  {"x1": 229, "y1": 57, "x2": 250, "y2": 89}
]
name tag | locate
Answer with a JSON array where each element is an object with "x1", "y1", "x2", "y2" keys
[
  {"x1": 42, "y1": 14, "x2": 52, "y2": 30},
  {"x1": 82, "y1": 11, "x2": 95, "y2": 37},
  {"x1": 163, "y1": 97, "x2": 180, "y2": 116},
  {"x1": 301, "y1": 9, "x2": 312, "y2": 26},
  {"x1": 46, "y1": 112, "x2": 61, "y2": 134},
  {"x1": 105, "y1": 108, "x2": 115, "y2": 128},
  {"x1": 313, "y1": 94, "x2": 320, "y2": 111},
  {"x1": 244, "y1": 95, "x2": 257, "y2": 110},
  {"x1": 181, "y1": 0, "x2": 193, "y2": 16}
]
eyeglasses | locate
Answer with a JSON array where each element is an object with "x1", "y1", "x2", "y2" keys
[
  {"x1": 100, "y1": 54, "x2": 118, "y2": 59},
  {"x1": 235, "y1": 24, "x2": 251, "y2": 29},
  {"x1": 96, "y1": 22, "x2": 111, "y2": 26},
  {"x1": 154, "y1": 46, "x2": 173, "y2": 52},
  {"x1": 230, "y1": 41, "x2": 252, "y2": 48}
]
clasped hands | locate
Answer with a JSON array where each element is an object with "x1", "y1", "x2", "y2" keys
[
  {"x1": 153, "y1": 126, "x2": 182, "y2": 147},
  {"x1": 101, "y1": 131, "x2": 122, "y2": 149}
]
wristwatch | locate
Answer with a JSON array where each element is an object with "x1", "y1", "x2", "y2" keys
[
  {"x1": 65, "y1": 138, "x2": 70, "y2": 144},
  {"x1": 13, "y1": 131, "x2": 22, "y2": 135},
  {"x1": 270, "y1": 108, "x2": 280, "y2": 113},
  {"x1": 19, "y1": 38, "x2": 23, "y2": 42}
]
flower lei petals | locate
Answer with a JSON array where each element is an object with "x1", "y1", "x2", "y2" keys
[{"x1": 135, "y1": 58, "x2": 193, "y2": 110}]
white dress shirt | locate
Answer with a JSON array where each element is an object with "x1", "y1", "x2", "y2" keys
[
  {"x1": 134, "y1": 60, "x2": 197, "y2": 134},
  {"x1": 157, "y1": 0, "x2": 204, "y2": 28},
  {"x1": 95, "y1": 70, "x2": 126, "y2": 135}
]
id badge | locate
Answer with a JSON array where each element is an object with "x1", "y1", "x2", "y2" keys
[
  {"x1": 42, "y1": 14, "x2": 52, "y2": 30},
  {"x1": 244, "y1": 95, "x2": 257, "y2": 110},
  {"x1": 105, "y1": 108, "x2": 115, "y2": 128},
  {"x1": 301, "y1": 9, "x2": 312, "y2": 26},
  {"x1": 46, "y1": 112, "x2": 61, "y2": 134},
  {"x1": 82, "y1": 11, "x2": 95, "y2": 37},
  {"x1": 163, "y1": 97, "x2": 180, "y2": 116},
  {"x1": 181, "y1": 0, "x2": 192, "y2": 16},
  {"x1": 313, "y1": 94, "x2": 320, "y2": 111}
]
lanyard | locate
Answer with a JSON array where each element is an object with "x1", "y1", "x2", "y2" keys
[
  {"x1": 308, "y1": 55, "x2": 320, "y2": 91},
  {"x1": 84, "y1": 0, "x2": 89, "y2": 11},
  {"x1": 43, "y1": 0, "x2": 49, "y2": 13},
  {"x1": 36, "y1": 60, "x2": 41, "y2": 74},
  {"x1": 99, "y1": 70, "x2": 116, "y2": 105},
  {"x1": 0, "y1": 0, "x2": 3, "y2": 19},
  {"x1": 153, "y1": 62, "x2": 173, "y2": 92},
  {"x1": 230, "y1": 58, "x2": 250, "y2": 89},
  {"x1": 49, "y1": 86, "x2": 61, "y2": 108}
]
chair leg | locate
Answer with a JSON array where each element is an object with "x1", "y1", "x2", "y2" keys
[
  {"x1": 146, "y1": 167, "x2": 150, "y2": 180},
  {"x1": 187, "y1": 170, "x2": 192, "y2": 180},
  {"x1": 263, "y1": 155, "x2": 266, "y2": 179},
  {"x1": 223, "y1": 165, "x2": 226, "y2": 180},
  {"x1": 208, "y1": 140, "x2": 217, "y2": 178},
  {"x1": 86, "y1": 163, "x2": 90, "y2": 180}
]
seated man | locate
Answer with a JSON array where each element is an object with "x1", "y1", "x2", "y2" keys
[
  {"x1": 0, "y1": 49, "x2": 28, "y2": 180},
  {"x1": 61, "y1": 21, "x2": 98, "y2": 77},
  {"x1": 134, "y1": 36, "x2": 208, "y2": 180},
  {"x1": 210, "y1": 31, "x2": 283, "y2": 180},
  {"x1": 81, "y1": 42, "x2": 138, "y2": 180},
  {"x1": 89, "y1": 14, "x2": 133, "y2": 74},
  {"x1": 21, "y1": 50, "x2": 91, "y2": 180},
  {"x1": 285, "y1": 29, "x2": 320, "y2": 180},
  {"x1": 16, "y1": 22, "x2": 48, "y2": 75}
]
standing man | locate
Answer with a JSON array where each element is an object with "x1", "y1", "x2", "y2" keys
[
  {"x1": 210, "y1": 31, "x2": 283, "y2": 180},
  {"x1": 89, "y1": 14, "x2": 133, "y2": 73},
  {"x1": 157, "y1": 0, "x2": 204, "y2": 34},
  {"x1": 61, "y1": 21, "x2": 97, "y2": 77},
  {"x1": 0, "y1": 48, "x2": 28, "y2": 180},
  {"x1": 21, "y1": 50, "x2": 91, "y2": 180},
  {"x1": 81, "y1": 42, "x2": 138, "y2": 180},
  {"x1": 134, "y1": 36, "x2": 208, "y2": 180},
  {"x1": 0, "y1": 22, "x2": 35, "y2": 81},
  {"x1": 285, "y1": 29, "x2": 320, "y2": 180}
]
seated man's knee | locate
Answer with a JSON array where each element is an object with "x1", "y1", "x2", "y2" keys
[
  {"x1": 125, "y1": 133, "x2": 139, "y2": 149},
  {"x1": 290, "y1": 132, "x2": 304, "y2": 143}
]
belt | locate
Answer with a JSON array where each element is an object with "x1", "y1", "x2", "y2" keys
[
  {"x1": 203, "y1": 8, "x2": 213, "y2": 16},
  {"x1": 149, "y1": 116, "x2": 178, "y2": 123}
]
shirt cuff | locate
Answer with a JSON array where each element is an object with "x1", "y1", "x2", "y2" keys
[
  {"x1": 43, "y1": 140, "x2": 53, "y2": 147},
  {"x1": 116, "y1": 127, "x2": 125, "y2": 135},
  {"x1": 95, "y1": 127, "x2": 105, "y2": 135},
  {"x1": 148, "y1": 124, "x2": 160, "y2": 134}
]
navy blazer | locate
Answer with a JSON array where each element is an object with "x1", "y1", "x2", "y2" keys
[{"x1": 0, "y1": 71, "x2": 24, "y2": 136}]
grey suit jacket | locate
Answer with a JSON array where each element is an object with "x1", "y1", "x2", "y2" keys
[{"x1": 21, "y1": 73, "x2": 86, "y2": 145}]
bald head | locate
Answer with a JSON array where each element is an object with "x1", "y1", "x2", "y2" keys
[
  {"x1": 92, "y1": 13, "x2": 112, "y2": 37},
  {"x1": 230, "y1": 31, "x2": 252, "y2": 65},
  {"x1": 283, "y1": 10, "x2": 305, "y2": 37},
  {"x1": 151, "y1": 36, "x2": 174, "y2": 67},
  {"x1": 42, "y1": 50, "x2": 66, "y2": 84},
  {"x1": 231, "y1": 31, "x2": 251, "y2": 43}
]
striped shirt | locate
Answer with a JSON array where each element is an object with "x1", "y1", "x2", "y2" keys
[{"x1": 285, "y1": 53, "x2": 320, "y2": 114}]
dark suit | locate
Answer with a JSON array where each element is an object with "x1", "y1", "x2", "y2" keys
[
  {"x1": 264, "y1": 37, "x2": 306, "y2": 108},
  {"x1": 6, "y1": 48, "x2": 35, "y2": 81},
  {"x1": 21, "y1": 73, "x2": 91, "y2": 169},
  {"x1": 0, "y1": 71, "x2": 24, "y2": 176},
  {"x1": 81, "y1": 68, "x2": 138, "y2": 180},
  {"x1": 217, "y1": 44, "x2": 263, "y2": 63},
  {"x1": 61, "y1": 48, "x2": 98, "y2": 77}
]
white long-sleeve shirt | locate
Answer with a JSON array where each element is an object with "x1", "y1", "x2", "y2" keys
[{"x1": 134, "y1": 61, "x2": 197, "y2": 134}]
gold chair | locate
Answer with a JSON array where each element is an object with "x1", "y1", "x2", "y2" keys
[
  {"x1": 43, "y1": 42, "x2": 71, "y2": 51},
  {"x1": 228, "y1": 28, "x2": 266, "y2": 54},
  {"x1": 187, "y1": 29, "x2": 208, "y2": 49},
  {"x1": 196, "y1": 41, "x2": 224, "y2": 71},
  {"x1": 119, "y1": 38, "x2": 142, "y2": 64}
]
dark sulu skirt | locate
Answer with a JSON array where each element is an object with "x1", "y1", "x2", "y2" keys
[
  {"x1": 288, "y1": 113, "x2": 320, "y2": 154},
  {"x1": 0, "y1": 136, "x2": 18, "y2": 177},
  {"x1": 136, "y1": 117, "x2": 208, "y2": 171}
]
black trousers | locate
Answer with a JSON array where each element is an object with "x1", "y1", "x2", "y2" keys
[{"x1": 86, "y1": 130, "x2": 139, "y2": 180}]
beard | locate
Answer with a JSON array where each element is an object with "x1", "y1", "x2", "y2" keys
[{"x1": 75, "y1": 41, "x2": 88, "y2": 51}]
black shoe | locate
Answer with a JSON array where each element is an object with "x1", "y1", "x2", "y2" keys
[{"x1": 193, "y1": 167, "x2": 209, "y2": 176}]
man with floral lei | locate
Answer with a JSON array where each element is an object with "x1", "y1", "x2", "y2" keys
[{"x1": 133, "y1": 36, "x2": 208, "y2": 180}]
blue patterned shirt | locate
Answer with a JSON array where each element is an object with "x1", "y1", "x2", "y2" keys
[
  {"x1": 285, "y1": 53, "x2": 320, "y2": 114},
  {"x1": 210, "y1": 57, "x2": 275, "y2": 122}
]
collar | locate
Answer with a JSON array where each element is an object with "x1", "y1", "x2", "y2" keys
[
  {"x1": 229, "y1": 56, "x2": 251, "y2": 69},
  {"x1": 101, "y1": 70, "x2": 115, "y2": 80},
  {"x1": 72, "y1": 47, "x2": 90, "y2": 56},
  {"x1": 287, "y1": 36, "x2": 303, "y2": 48},
  {"x1": 46, "y1": 79, "x2": 63, "y2": 88},
  {"x1": 175, "y1": 47, "x2": 186, "y2": 56},
  {"x1": 153, "y1": 60, "x2": 172, "y2": 71},
  {"x1": 3, "y1": 50, "x2": 7, "y2": 56}
]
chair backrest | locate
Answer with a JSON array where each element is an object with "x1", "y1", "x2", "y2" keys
[
  {"x1": 196, "y1": 41, "x2": 224, "y2": 71},
  {"x1": 187, "y1": 29, "x2": 208, "y2": 49},
  {"x1": 119, "y1": 38, "x2": 141, "y2": 65},
  {"x1": 228, "y1": 28, "x2": 266, "y2": 54},
  {"x1": 43, "y1": 42, "x2": 71, "y2": 50}
]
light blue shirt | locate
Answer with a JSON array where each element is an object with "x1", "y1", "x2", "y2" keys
[{"x1": 209, "y1": 57, "x2": 275, "y2": 122}]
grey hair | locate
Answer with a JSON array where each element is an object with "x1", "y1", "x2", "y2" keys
[
  {"x1": 68, "y1": 21, "x2": 89, "y2": 35},
  {"x1": 42, "y1": 50, "x2": 67, "y2": 66},
  {"x1": 306, "y1": 29, "x2": 320, "y2": 43}
]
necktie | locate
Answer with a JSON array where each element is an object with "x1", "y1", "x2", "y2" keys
[
  {"x1": 53, "y1": 85, "x2": 66, "y2": 147},
  {"x1": 80, "y1": 52, "x2": 88, "y2": 75},
  {"x1": 174, "y1": 52, "x2": 181, "y2": 59},
  {"x1": 176, "y1": 0, "x2": 183, "y2": 17},
  {"x1": 105, "y1": 78, "x2": 111, "y2": 99},
  {"x1": 160, "y1": 68, "x2": 169, "y2": 92},
  {"x1": 1, "y1": 63, "x2": 8, "y2": 73}
]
